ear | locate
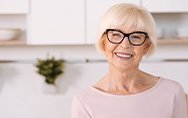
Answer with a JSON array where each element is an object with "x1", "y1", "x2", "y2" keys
[{"x1": 101, "y1": 35, "x2": 107, "y2": 51}]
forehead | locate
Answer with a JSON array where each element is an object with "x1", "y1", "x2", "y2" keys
[{"x1": 108, "y1": 11, "x2": 147, "y2": 33}]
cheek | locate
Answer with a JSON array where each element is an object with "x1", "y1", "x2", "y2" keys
[
  {"x1": 104, "y1": 39, "x2": 116, "y2": 52},
  {"x1": 135, "y1": 42, "x2": 150, "y2": 56},
  {"x1": 103, "y1": 40, "x2": 118, "y2": 60},
  {"x1": 134, "y1": 47, "x2": 146, "y2": 58}
]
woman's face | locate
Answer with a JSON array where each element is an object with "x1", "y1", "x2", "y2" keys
[{"x1": 103, "y1": 28, "x2": 151, "y2": 70}]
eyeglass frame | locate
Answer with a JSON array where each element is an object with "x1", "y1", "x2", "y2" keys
[{"x1": 105, "y1": 29, "x2": 149, "y2": 46}]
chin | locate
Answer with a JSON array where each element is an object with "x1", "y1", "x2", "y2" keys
[{"x1": 113, "y1": 62, "x2": 132, "y2": 71}]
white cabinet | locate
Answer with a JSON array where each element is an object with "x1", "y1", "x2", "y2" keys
[
  {"x1": 86, "y1": 0, "x2": 140, "y2": 44},
  {"x1": 0, "y1": 0, "x2": 29, "y2": 14},
  {"x1": 142, "y1": 0, "x2": 188, "y2": 13},
  {"x1": 27, "y1": 0, "x2": 85, "y2": 45}
]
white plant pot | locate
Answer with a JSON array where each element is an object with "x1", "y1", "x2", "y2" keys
[{"x1": 42, "y1": 83, "x2": 57, "y2": 94}]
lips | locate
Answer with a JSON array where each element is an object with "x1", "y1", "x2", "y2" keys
[{"x1": 115, "y1": 52, "x2": 133, "y2": 59}]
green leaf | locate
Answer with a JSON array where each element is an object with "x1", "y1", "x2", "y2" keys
[{"x1": 35, "y1": 56, "x2": 65, "y2": 85}]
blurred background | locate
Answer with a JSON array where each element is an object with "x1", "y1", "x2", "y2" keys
[{"x1": 0, "y1": 0, "x2": 188, "y2": 118}]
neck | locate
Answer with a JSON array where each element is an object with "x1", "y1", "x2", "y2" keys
[
  {"x1": 94, "y1": 65, "x2": 158, "y2": 95},
  {"x1": 103, "y1": 66, "x2": 142, "y2": 93}
]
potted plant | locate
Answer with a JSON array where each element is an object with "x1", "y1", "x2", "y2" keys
[{"x1": 35, "y1": 56, "x2": 64, "y2": 88}]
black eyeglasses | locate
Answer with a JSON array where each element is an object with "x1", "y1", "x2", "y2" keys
[{"x1": 105, "y1": 29, "x2": 149, "y2": 46}]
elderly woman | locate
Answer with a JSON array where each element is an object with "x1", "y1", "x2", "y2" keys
[{"x1": 71, "y1": 3, "x2": 188, "y2": 118}]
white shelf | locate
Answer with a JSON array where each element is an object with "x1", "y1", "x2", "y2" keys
[
  {"x1": 0, "y1": 39, "x2": 26, "y2": 45},
  {"x1": 157, "y1": 38, "x2": 188, "y2": 44}
]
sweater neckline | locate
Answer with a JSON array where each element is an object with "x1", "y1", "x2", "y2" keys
[{"x1": 90, "y1": 77, "x2": 163, "y2": 97}]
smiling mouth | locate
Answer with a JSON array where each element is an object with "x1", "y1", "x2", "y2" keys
[{"x1": 115, "y1": 52, "x2": 133, "y2": 59}]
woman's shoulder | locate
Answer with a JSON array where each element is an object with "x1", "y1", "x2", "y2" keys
[
  {"x1": 73, "y1": 86, "x2": 94, "y2": 100},
  {"x1": 159, "y1": 77, "x2": 184, "y2": 93},
  {"x1": 161, "y1": 77, "x2": 182, "y2": 87}
]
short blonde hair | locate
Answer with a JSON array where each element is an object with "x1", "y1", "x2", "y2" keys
[{"x1": 96, "y1": 3, "x2": 157, "y2": 56}]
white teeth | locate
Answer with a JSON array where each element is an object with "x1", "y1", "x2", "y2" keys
[{"x1": 116, "y1": 53, "x2": 132, "y2": 58}]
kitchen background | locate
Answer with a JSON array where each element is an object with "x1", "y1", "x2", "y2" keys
[{"x1": 0, "y1": 0, "x2": 188, "y2": 118}]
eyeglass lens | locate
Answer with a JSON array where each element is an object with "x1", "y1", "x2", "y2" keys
[{"x1": 106, "y1": 29, "x2": 147, "y2": 46}]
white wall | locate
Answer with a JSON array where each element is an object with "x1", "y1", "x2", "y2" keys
[
  {"x1": 0, "y1": 44, "x2": 188, "y2": 118},
  {"x1": 0, "y1": 12, "x2": 188, "y2": 118}
]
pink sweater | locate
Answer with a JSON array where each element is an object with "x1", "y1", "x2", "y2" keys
[{"x1": 71, "y1": 78, "x2": 188, "y2": 118}]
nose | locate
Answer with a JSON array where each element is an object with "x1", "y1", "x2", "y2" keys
[{"x1": 119, "y1": 37, "x2": 132, "y2": 48}]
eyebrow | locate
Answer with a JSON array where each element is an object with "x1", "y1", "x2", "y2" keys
[{"x1": 111, "y1": 28, "x2": 147, "y2": 34}]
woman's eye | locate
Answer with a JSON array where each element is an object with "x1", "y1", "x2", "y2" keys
[
  {"x1": 112, "y1": 33, "x2": 121, "y2": 37},
  {"x1": 132, "y1": 35, "x2": 140, "y2": 39},
  {"x1": 131, "y1": 34, "x2": 142, "y2": 39}
]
